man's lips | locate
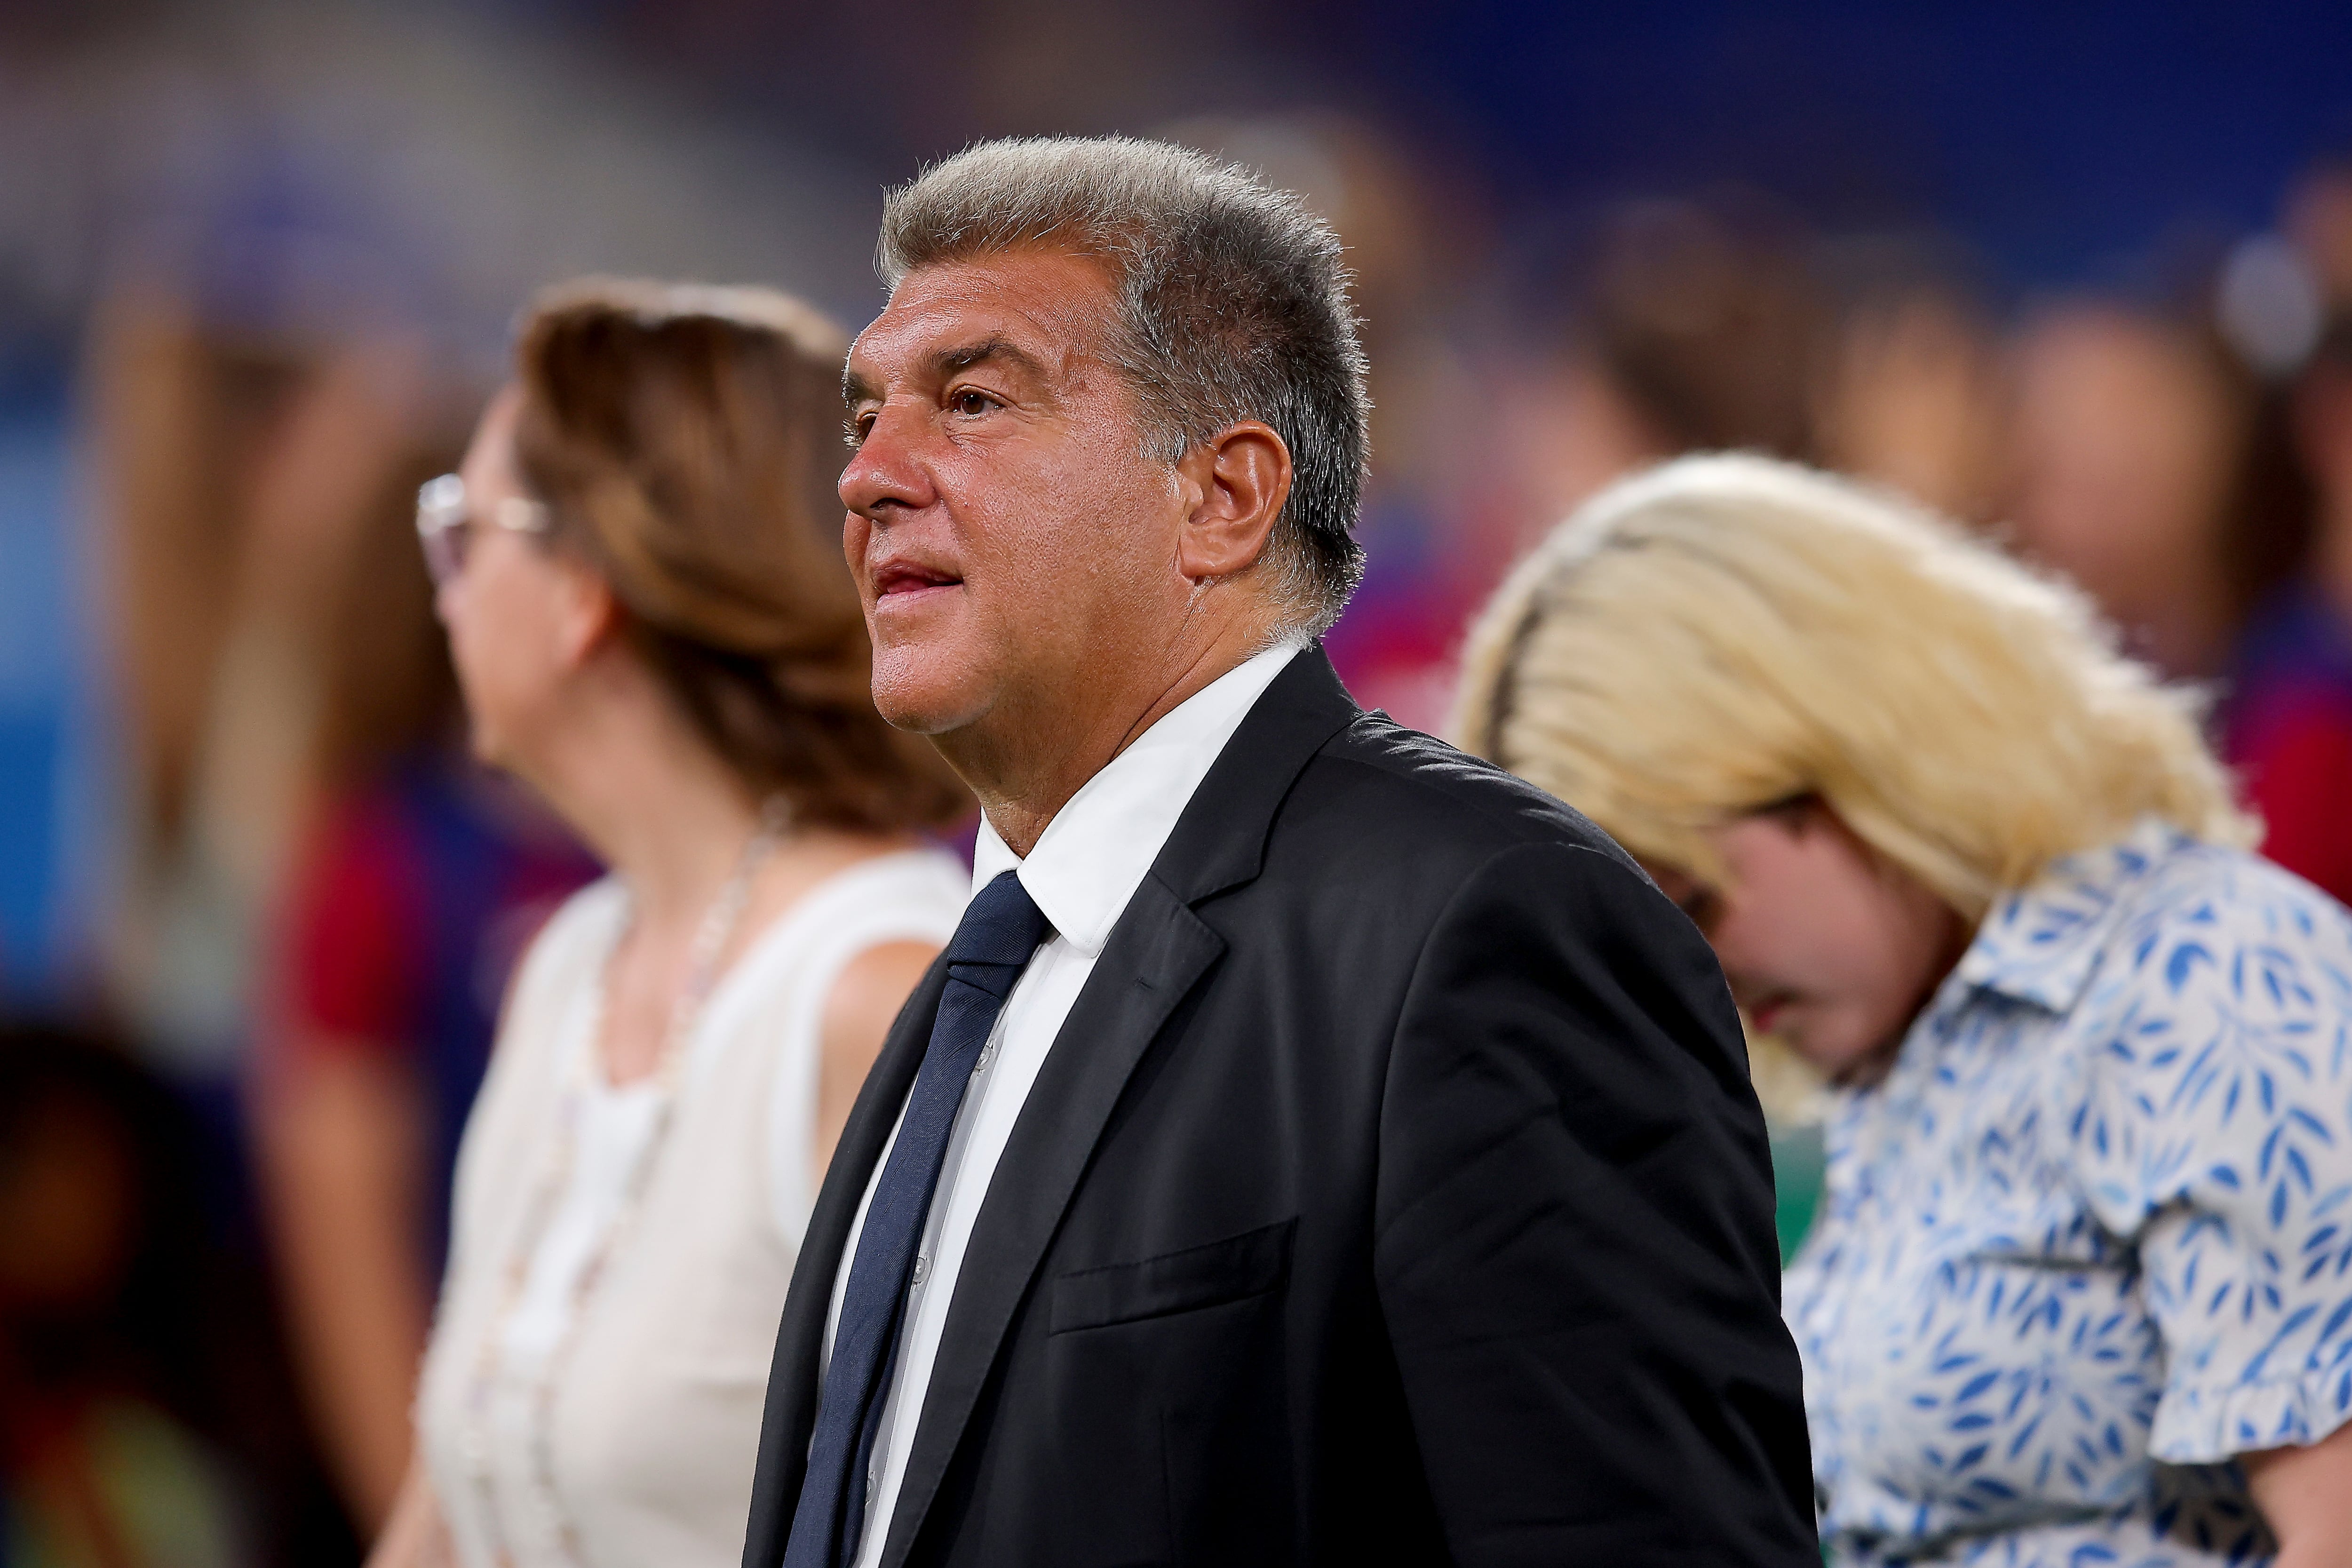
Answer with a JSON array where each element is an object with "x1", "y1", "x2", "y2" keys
[{"x1": 871, "y1": 562, "x2": 962, "y2": 600}]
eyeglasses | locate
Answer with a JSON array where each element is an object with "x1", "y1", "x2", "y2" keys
[{"x1": 415, "y1": 473, "x2": 551, "y2": 587}]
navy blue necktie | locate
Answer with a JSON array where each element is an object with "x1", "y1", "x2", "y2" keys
[{"x1": 783, "y1": 869, "x2": 1050, "y2": 1568}]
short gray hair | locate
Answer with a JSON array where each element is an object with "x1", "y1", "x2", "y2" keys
[{"x1": 877, "y1": 135, "x2": 1369, "y2": 636}]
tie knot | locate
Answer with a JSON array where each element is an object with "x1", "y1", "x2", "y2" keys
[{"x1": 946, "y1": 869, "x2": 1051, "y2": 976}]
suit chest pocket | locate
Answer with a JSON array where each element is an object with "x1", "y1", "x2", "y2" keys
[
  {"x1": 1041, "y1": 1218, "x2": 1299, "y2": 1563},
  {"x1": 1049, "y1": 1217, "x2": 1296, "y2": 1334}
]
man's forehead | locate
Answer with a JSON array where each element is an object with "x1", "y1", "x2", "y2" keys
[{"x1": 849, "y1": 251, "x2": 1116, "y2": 382}]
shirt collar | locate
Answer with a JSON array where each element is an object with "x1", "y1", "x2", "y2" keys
[
  {"x1": 1948, "y1": 816, "x2": 2187, "y2": 1015},
  {"x1": 971, "y1": 643, "x2": 1303, "y2": 956}
]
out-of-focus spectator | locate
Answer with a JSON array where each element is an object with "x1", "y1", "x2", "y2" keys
[
  {"x1": 1530, "y1": 207, "x2": 2009, "y2": 538},
  {"x1": 1813, "y1": 256, "x2": 2008, "y2": 524},
  {"x1": 2288, "y1": 160, "x2": 2352, "y2": 313},
  {"x1": 2224, "y1": 315, "x2": 2352, "y2": 907},
  {"x1": 0, "y1": 1025, "x2": 242, "y2": 1568},
  {"x1": 2006, "y1": 299, "x2": 2311, "y2": 682},
  {"x1": 0, "y1": 1022, "x2": 346, "y2": 1568},
  {"x1": 1558, "y1": 196, "x2": 1825, "y2": 484},
  {"x1": 258, "y1": 771, "x2": 594, "y2": 1534},
  {"x1": 83, "y1": 291, "x2": 450, "y2": 1070},
  {"x1": 248, "y1": 394, "x2": 598, "y2": 1529},
  {"x1": 379, "y1": 281, "x2": 969, "y2": 1568},
  {"x1": 78, "y1": 282, "x2": 575, "y2": 1542},
  {"x1": 1474, "y1": 195, "x2": 1834, "y2": 679}
]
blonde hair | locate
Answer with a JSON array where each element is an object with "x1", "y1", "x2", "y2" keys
[{"x1": 1452, "y1": 454, "x2": 2253, "y2": 919}]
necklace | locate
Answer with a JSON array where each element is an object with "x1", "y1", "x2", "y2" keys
[{"x1": 459, "y1": 798, "x2": 790, "y2": 1568}]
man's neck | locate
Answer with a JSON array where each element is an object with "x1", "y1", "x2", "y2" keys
[{"x1": 950, "y1": 616, "x2": 1286, "y2": 858}]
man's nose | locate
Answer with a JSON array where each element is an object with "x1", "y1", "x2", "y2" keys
[{"x1": 840, "y1": 401, "x2": 934, "y2": 518}]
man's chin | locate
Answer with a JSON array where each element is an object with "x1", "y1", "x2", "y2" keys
[{"x1": 868, "y1": 653, "x2": 987, "y2": 738}]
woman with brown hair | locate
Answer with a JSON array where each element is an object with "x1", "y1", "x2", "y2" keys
[{"x1": 369, "y1": 280, "x2": 970, "y2": 1568}]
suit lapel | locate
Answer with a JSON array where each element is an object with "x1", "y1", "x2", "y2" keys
[
  {"x1": 874, "y1": 648, "x2": 1364, "y2": 1567},
  {"x1": 1150, "y1": 644, "x2": 1364, "y2": 905},
  {"x1": 742, "y1": 956, "x2": 949, "y2": 1568},
  {"x1": 876, "y1": 877, "x2": 1225, "y2": 1568}
]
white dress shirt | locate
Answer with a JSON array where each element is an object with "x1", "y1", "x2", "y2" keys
[{"x1": 822, "y1": 641, "x2": 1301, "y2": 1567}]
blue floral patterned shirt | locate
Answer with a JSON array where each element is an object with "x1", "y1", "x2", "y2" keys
[{"x1": 1785, "y1": 821, "x2": 2352, "y2": 1567}]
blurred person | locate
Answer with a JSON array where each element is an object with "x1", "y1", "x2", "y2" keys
[
  {"x1": 744, "y1": 136, "x2": 1814, "y2": 1568},
  {"x1": 86, "y1": 285, "x2": 580, "y2": 1538},
  {"x1": 2007, "y1": 300, "x2": 2309, "y2": 684},
  {"x1": 2224, "y1": 313, "x2": 2352, "y2": 907},
  {"x1": 1456, "y1": 453, "x2": 2352, "y2": 1567},
  {"x1": 2287, "y1": 160, "x2": 2352, "y2": 312},
  {"x1": 251, "y1": 406, "x2": 598, "y2": 1529},
  {"x1": 264, "y1": 763, "x2": 595, "y2": 1537},
  {"x1": 85, "y1": 293, "x2": 503, "y2": 1557},
  {"x1": 1535, "y1": 195, "x2": 1826, "y2": 515},
  {"x1": 1482, "y1": 196, "x2": 1830, "y2": 623},
  {"x1": 1483, "y1": 198, "x2": 1829, "y2": 706},
  {"x1": 0, "y1": 1023, "x2": 242, "y2": 1568},
  {"x1": 373, "y1": 280, "x2": 971, "y2": 1568},
  {"x1": 84, "y1": 293, "x2": 450, "y2": 1068},
  {"x1": 0, "y1": 1021, "x2": 343, "y2": 1568},
  {"x1": 1813, "y1": 264, "x2": 2008, "y2": 523}
]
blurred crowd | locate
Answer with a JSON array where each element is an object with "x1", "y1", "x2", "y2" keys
[{"x1": 8, "y1": 7, "x2": 2352, "y2": 1566}]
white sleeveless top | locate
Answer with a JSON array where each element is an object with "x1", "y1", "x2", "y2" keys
[{"x1": 417, "y1": 849, "x2": 968, "y2": 1568}]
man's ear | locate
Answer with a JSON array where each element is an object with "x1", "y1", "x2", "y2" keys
[{"x1": 1174, "y1": 421, "x2": 1293, "y2": 582}]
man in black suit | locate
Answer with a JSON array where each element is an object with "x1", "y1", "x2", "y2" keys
[{"x1": 744, "y1": 135, "x2": 1816, "y2": 1568}]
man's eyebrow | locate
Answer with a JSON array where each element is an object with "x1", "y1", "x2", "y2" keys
[
  {"x1": 842, "y1": 337, "x2": 1048, "y2": 407},
  {"x1": 931, "y1": 336, "x2": 1045, "y2": 382}
]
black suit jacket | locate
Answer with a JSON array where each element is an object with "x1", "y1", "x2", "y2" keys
[{"x1": 743, "y1": 649, "x2": 1816, "y2": 1568}]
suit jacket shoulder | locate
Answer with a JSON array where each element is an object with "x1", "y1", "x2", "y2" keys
[
  {"x1": 1316, "y1": 709, "x2": 1646, "y2": 868},
  {"x1": 1225, "y1": 707, "x2": 1665, "y2": 981}
]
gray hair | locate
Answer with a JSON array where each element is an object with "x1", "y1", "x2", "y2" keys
[{"x1": 877, "y1": 135, "x2": 1370, "y2": 636}]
